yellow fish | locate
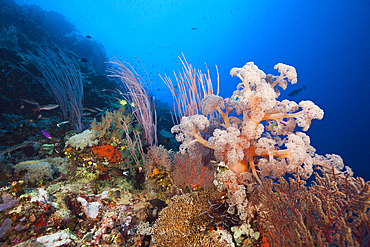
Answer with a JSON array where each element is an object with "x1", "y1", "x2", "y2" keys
[
  {"x1": 130, "y1": 102, "x2": 135, "y2": 107},
  {"x1": 119, "y1": 99, "x2": 127, "y2": 106}
]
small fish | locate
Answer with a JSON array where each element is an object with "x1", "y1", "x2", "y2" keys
[
  {"x1": 119, "y1": 99, "x2": 127, "y2": 106},
  {"x1": 41, "y1": 130, "x2": 52, "y2": 139},
  {"x1": 22, "y1": 99, "x2": 39, "y2": 106},
  {"x1": 109, "y1": 168, "x2": 129, "y2": 177},
  {"x1": 56, "y1": 120, "x2": 69, "y2": 127},
  {"x1": 288, "y1": 85, "x2": 306, "y2": 97},
  {"x1": 116, "y1": 89, "x2": 124, "y2": 95},
  {"x1": 191, "y1": 28, "x2": 197, "y2": 30},
  {"x1": 94, "y1": 107, "x2": 103, "y2": 112},
  {"x1": 39, "y1": 104, "x2": 59, "y2": 111},
  {"x1": 80, "y1": 58, "x2": 88, "y2": 62},
  {"x1": 86, "y1": 35, "x2": 92, "y2": 39},
  {"x1": 149, "y1": 199, "x2": 167, "y2": 209},
  {"x1": 130, "y1": 102, "x2": 135, "y2": 107},
  {"x1": 113, "y1": 190, "x2": 121, "y2": 199},
  {"x1": 112, "y1": 190, "x2": 122, "y2": 203},
  {"x1": 81, "y1": 108, "x2": 98, "y2": 113},
  {"x1": 20, "y1": 105, "x2": 25, "y2": 110}
]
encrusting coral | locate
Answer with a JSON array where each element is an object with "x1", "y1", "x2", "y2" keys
[
  {"x1": 90, "y1": 144, "x2": 123, "y2": 165},
  {"x1": 172, "y1": 61, "x2": 335, "y2": 183}
]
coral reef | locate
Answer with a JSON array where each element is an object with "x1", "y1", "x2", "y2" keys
[
  {"x1": 0, "y1": 2, "x2": 368, "y2": 244},
  {"x1": 1, "y1": 54, "x2": 368, "y2": 246}
]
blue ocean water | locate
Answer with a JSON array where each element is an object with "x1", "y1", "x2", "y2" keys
[{"x1": 13, "y1": 0, "x2": 370, "y2": 181}]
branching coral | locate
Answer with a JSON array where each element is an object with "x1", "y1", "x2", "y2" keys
[
  {"x1": 151, "y1": 190, "x2": 228, "y2": 247},
  {"x1": 172, "y1": 62, "x2": 325, "y2": 183}
]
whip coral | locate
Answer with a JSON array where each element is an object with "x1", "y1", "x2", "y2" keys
[{"x1": 172, "y1": 62, "x2": 326, "y2": 183}]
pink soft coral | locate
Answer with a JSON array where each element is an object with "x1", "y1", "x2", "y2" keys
[{"x1": 172, "y1": 62, "x2": 324, "y2": 183}]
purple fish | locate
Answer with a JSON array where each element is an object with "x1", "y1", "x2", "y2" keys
[{"x1": 41, "y1": 130, "x2": 52, "y2": 139}]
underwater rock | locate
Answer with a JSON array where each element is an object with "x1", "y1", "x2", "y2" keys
[
  {"x1": 0, "y1": 218, "x2": 12, "y2": 238},
  {"x1": 0, "y1": 194, "x2": 20, "y2": 211},
  {"x1": 13, "y1": 224, "x2": 27, "y2": 232},
  {"x1": 36, "y1": 229, "x2": 76, "y2": 247},
  {"x1": 30, "y1": 188, "x2": 51, "y2": 204},
  {"x1": 13, "y1": 240, "x2": 45, "y2": 247},
  {"x1": 77, "y1": 197, "x2": 101, "y2": 219}
]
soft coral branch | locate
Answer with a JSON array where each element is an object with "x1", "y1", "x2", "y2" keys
[{"x1": 172, "y1": 61, "x2": 324, "y2": 183}]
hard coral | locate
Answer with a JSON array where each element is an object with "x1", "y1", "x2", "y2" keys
[
  {"x1": 151, "y1": 190, "x2": 228, "y2": 247},
  {"x1": 172, "y1": 62, "x2": 325, "y2": 183}
]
